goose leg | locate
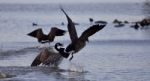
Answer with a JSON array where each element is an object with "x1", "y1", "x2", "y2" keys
[{"x1": 69, "y1": 53, "x2": 74, "y2": 61}]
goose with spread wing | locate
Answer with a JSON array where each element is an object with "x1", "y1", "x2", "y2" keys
[
  {"x1": 60, "y1": 8, "x2": 106, "y2": 60},
  {"x1": 27, "y1": 27, "x2": 66, "y2": 44},
  {"x1": 31, "y1": 42, "x2": 69, "y2": 66}
]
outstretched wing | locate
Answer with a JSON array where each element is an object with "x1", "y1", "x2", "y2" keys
[
  {"x1": 79, "y1": 24, "x2": 106, "y2": 41},
  {"x1": 27, "y1": 28, "x2": 43, "y2": 38},
  {"x1": 60, "y1": 7, "x2": 78, "y2": 43},
  {"x1": 42, "y1": 48, "x2": 63, "y2": 66},
  {"x1": 49, "y1": 27, "x2": 66, "y2": 36}
]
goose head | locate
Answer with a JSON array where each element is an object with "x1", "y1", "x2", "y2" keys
[
  {"x1": 55, "y1": 42, "x2": 70, "y2": 58},
  {"x1": 55, "y1": 42, "x2": 63, "y2": 50}
]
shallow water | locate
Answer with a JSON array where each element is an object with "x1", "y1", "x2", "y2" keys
[{"x1": 0, "y1": 2, "x2": 150, "y2": 81}]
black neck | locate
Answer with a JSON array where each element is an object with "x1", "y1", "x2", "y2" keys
[
  {"x1": 54, "y1": 43, "x2": 70, "y2": 58},
  {"x1": 55, "y1": 44, "x2": 60, "y2": 51}
]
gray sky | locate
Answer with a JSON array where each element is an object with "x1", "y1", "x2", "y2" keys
[{"x1": 0, "y1": 0, "x2": 146, "y2": 4}]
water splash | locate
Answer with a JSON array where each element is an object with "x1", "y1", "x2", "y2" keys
[{"x1": 68, "y1": 61, "x2": 84, "y2": 72}]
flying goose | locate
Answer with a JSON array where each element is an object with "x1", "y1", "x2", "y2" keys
[
  {"x1": 31, "y1": 43, "x2": 67, "y2": 66},
  {"x1": 27, "y1": 27, "x2": 66, "y2": 43},
  {"x1": 60, "y1": 8, "x2": 106, "y2": 60}
]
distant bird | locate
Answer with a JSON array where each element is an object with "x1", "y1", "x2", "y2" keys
[
  {"x1": 113, "y1": 19, "x2": 122, "y2": 24},
  {"x1": 27, "y1": 27, "x2": 66, "y2": 44},
  {"x1": 124, "y1": 20, "x2": 129, "y2": 24},
  {"x1": 130, "y1": 22, "x2": 140, "y2": 30},
  {"x1": 32, "y1": 22, "x2": 38, "y2": 26},
  {"x1": 113, "y1": 19, "x2": 125, "y2": 27},
  {"x1": 61, "y1": 8, "x2": 106, "y2": 60},
  {"x1": 95, "y1": 20, "x2": 107, "y2": 25},
  {"x1": 31, "y1": 43, "x2": 66, "y2": 66},
  {"x1": 89, "y1": 18, "x2": 94, "y2": 23}
]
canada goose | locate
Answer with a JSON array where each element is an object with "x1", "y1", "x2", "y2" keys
[
  {"x1": 27, "y1": 27, "x2": 66, "y2": 43},
  {"x1": 31, "y1": 43, "x2": 65, "y2": 66},
  {"x1": 60, "y1": 8, "x2": 106, "y2": 60}
]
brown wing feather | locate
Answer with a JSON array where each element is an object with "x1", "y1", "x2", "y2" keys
[
  {"x1": 55, "y1": 28, "x2": 66, "y2": 36},
  {"x1": 27, "y1": 28, "x2": 44, "y2": 38},
  {"x1": 60, "y1": 7, "x2": 78, "y2": 43},
  {"x1": 43, "y1": 53, "x2": 63, "y2": 66},
  {"x1": 31, "y1": 54, "x2": 41, "y2": 66},
  {"x1": 49, "y1": 27, "x2": 66, "y2": 36},
  {"x1": 42, "y1": 48, "x2": 63, "y2": 66},
  {"x1": 79, "y1": 24, "x2": 105, "y2": 41}
]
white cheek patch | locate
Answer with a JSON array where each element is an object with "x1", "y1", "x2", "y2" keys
[
  {"x1": 59, "y1": 46, "x2": 64, "y2": 48},
  {"x1": 51, "y1": 47, "x2": 59, "y2": 53}
]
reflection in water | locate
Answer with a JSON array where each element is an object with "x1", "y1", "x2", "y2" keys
[
  {"x1": 0, "y1": 66, "x2": 88, "y2": 81},
  {"x1": 38, "y1": 67, "x2": 88, "y2": 81}
]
